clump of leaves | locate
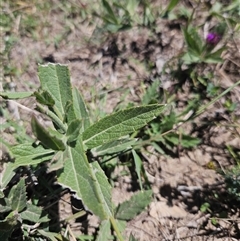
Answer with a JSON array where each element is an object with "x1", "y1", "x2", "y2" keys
[
  {"x1": 181, "y1": 23, "x2": 226, "y2": 65},
  {"x1": 96, "y1": 0, "x2": 158, "y2": 33},
  {"x1": 224, "y1": 165, "x2": 240, "y2": 201},
  {"x1": 0, "y1": 63, "x2": 166, "y2": 241},
  {"x1": 136, "y1": 79, "x2": 201, "y2": 155}
]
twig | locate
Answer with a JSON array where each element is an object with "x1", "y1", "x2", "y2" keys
[
  {"x1": 7, "y1": 99, "x2": 39, "y2": 115},
  {"x1": 66, "y1": 224, "x2": 77, "y2": 241}
]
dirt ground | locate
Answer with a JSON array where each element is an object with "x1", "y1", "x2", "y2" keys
[{"x1": 2, "y1": 1, "x2": 240, "y2": 240}]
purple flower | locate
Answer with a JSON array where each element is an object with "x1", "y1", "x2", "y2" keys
[{"x1": 206, "y1": 32, "x2": 221, "y2": 45}]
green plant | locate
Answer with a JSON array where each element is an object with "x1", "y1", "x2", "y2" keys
[
  {"x1": 0, "y1": 63, "x2": 167, "y2": 240},
  {"x1": 134, "y1": 79, "x2": 201, "y2": 155},
  {"x1": 95, "y1": 0, "x2": 159, "y2": 33},
  {"x1": 223, "y1": 146, "x2": 240, "y2": 201},
  {"x1": 181, "y1": 24, "x2": 226, "y2": 65},
  {"x1": 96, "y1": 0, "x2": 137, "y2": 33},
  {"x1": 225, "y1": 165, "x2": 240, "y2": 201},
  {"x1": 200, "y1": 202, "x2": 211, "y2": 213},
  {"x1": 1, "y1": 1, "x2": 240, "y2": 240}
]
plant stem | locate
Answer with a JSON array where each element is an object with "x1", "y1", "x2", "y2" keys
[
  {"x1": 195, "y1": 80, "x2": 240, "y2": 118},
  {"x1": 65, "y1": 210, "x2": 87, "y2": 222},
  {"x1": 36, "y1": 103, "x2": 67, "y2": 133},
  {"x1": 110, "y1": 216, "x2": 125, "y2": 241}
]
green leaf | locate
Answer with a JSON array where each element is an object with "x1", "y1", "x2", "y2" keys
[
  {"x1": 77, "y1": 235, "x2": 94, "y2": 241},
  {"x1": 91, "y1": 161, "x2": 113, "y2": 215},
  {"x1": 200, "y1": 202, "x2": 210, "y2": 212},
  {"x1": 47, "y1": 151, "x2": 65, "y2": 172},
  {"x1": 129, "y1": 234, "x2": 139, "y2": 241},
  {"x1": 34, "y1": 90, "x2": 55, "y2": 106},
  {"x1": 0, "y1": 190, "x2": 4, "y2": 198},
  {"x1": 182, "y1": 27, "x2": 202, "y2": 54},
  {"x1": 210, "y1": 2, "x2": 222, "y2": 13},
  {"x1": 66, "y1": 119, "x2": 82, "y2": 144},
  {"x1": 204, "y1": 57, "x2": 222, "y2": 64},
  {"x1": 96, "y1": 220, "x2": 112, "y2": 241},
  {"x1": 104, "y1": 23, "x2": 124, "y2": 33},
  {"x1": 0, "y1": 198, "x2": 12, "y2": 213},
  {"x1": 157, "y1": 111, "x2": 177, "y2": 133},
  {"x1": 37, "y1": 230, "x2": 63, "y2": 241},
  {"x1": 204, "y1": 47, "x2": 225, "y2": 64},
  {"x1": 8, "y1": 178, "x2": 27, "y2": 212},
  {"x1": 126, "y1": 0, "x2": 139, "y2": 17},
  {"x1": 72, "y1": 87, "x2": 90, "y2": 132},
  {"x1": 31, "y1": 115, "x2": 65, "y2": 151},
  {"x1": 143, "y1": 4, "x2": 155, "y2": 25},
  {"x1": 0, "y1": 212, "x2": 18, "y2": 240},
  {"x1": 165, "y1": 133, "x2": 201, "y2": 148},
  {"x1": 115, "y1": 190, "x2": 152, "y2": 220},
  {"x1": 152, "y1": 142, "x2": 165, "y2": 155},
  {"x1": 92, "y1": 138, "x2": 137, "y2": 156},
  {"x1": 190, "y1": 27, "x2": 203, "y2": 51},
  {"x1": 142, "y1": 79, "x2": 161, "y2": 105},
  {"x1": 0, "y1": 229, "x2": 13, "y2": 241},
  {"x1": 0, "y1": 91, "x2": 33, "y2": 99},
  {"x1": 83, "y1": 104, "x2": 166, "y2": 149},
  {"x1": 63, "y1": 100, "x2": 74, "y2": 124},
  {"x1": 182, "y1": 51, "x2": 200, "y2": 64},
  {"x1": 102, "y1": 0, "x2": 119, "y2": 24},
  {"x1": 10, "y1": 143, "x2": 54, "y2": 167},
  {"x1": 38, "y1": 63, "x2": 76, "y2": 122},
  {"x1": 166, "y1": 0, "x2": 179, "y2": 12},
  {"x1": 58, "y1": 138, "x2": 113, "y2": 220},
  {"x1": 110, "y1": 218, "x2": 126, "y2": 241},
  {"x1": 20, "y1": 203, "x2": 49, "y2": 223},
  {"x1": 132, "y1": 150, "x2": 143, "y2": 190},
  {"x1": 0, "y1": 162, "x2": 16, "y2": 189},
  {"x1": 211, "y1": 217, "x2": 218, "y2": 225}
]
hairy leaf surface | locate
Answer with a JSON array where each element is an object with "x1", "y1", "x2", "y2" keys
[
  {"x1": 83, "y1": 104, "x2": 166, "y2": 149},
  {"x1": 8, "y1": 179, "x2": 27, "y2": 212},
  {"x1": 0, "y1": 91, "x2": 33, "y2": 99},
  {"x1": 96, "y1": 220, "x2": 112, "y2": 241},
  {"x1": 58, "y1": 138, "x2": 113, "y2": 220},
  {"x1": 31, "y1": 115, "x2": 65, "y2": 151},
  {"x1": 115, "y1": 190, "x2": 152, "y2": 220},
  {"x1": 72, "y1": 87, "x2": 90, "y2": 132},
  {"x1": 10, "y1": 143, "x2": 54, "y2": 167},
  {"x1": 38, "y1": 64, "x2": 76, "y2": 122},
  {"x1": 20, "y1": 204, "x2": 49, "y2": 223}
]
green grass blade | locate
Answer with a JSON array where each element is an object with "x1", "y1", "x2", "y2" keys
[
  {"x1": 166, "y1": 0, "x2": 179, "y2": 12},
  {"x1": 132, "y1": 149, "x2": 143, "y2": 190},
  {"x1": 102, "y1": 0, "x2": 119, "y2": 24}
]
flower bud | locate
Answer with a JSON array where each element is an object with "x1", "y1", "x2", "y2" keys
[{"x1": 206, "y1": 32, "x2": 221, "y2": 45}]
